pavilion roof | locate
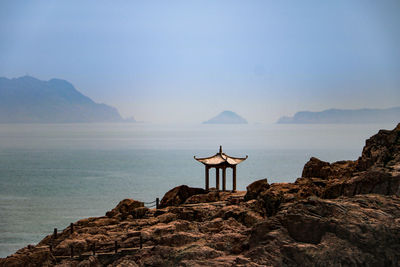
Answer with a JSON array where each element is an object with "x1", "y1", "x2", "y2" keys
[{"x1": 194, "y1": 146, "x2": 248, "y2": 166}]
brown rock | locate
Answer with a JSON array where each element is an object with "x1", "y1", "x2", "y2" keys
[
  {"x1": 302, "y1": 157, "x2": 332, "y2": 179},
  {"x1": 131, "y1": 207, "x2": 149, "y2": 219},
  {"x1": 184, "y1": 190, "x2": 238, "y2": 204},
  {"x1": 247, "y1": 195, "x2": 400, "y2": 266},
  {"x1": 106, "y1": 199, "x2": 144, "y2": 218},
  {"x1": 322, "y1": 171, "x2": 400, "y2": 198},
  {"x1": 244, "y1": 178, "x2": 270, "y2": 201},
  {"x1": 77, "y1": 256, "x2": 101, "y2": 267},
  {"x1": 358, "y1": 123, "x2": 400, "y2": 171},
  {"x1": 159, "y1": 185, "x2": 206, "y2": 208},
  {"x1": 158, "y1": 232, "x2": 201, "y2": 247},
  {"x1": 0, "y1": 249, "x2": 55, "y2": 267}
]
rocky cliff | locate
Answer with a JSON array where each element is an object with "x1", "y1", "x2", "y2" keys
[{"x1": 1, "y1": 124, "x2": 399, "y2": 266}]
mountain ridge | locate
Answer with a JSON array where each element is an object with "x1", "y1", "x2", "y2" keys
[{"x1": 0, "y1": 76, "x2": 132, "y2": 123}]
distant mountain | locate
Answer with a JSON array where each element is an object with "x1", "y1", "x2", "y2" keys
[
  {"x1": 0, "y1": 76, "x2": 127, "y2": 123},
  {"x1": 203, "y1": 111, "x2": 248, "y2": 124},
  {"x1": 277, "y1": 107, "x2": 400, "y2": 124}
]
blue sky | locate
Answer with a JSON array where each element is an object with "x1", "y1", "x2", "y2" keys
[{"x1": 0, "y1": 0, "x2": 399, "y2": 123}]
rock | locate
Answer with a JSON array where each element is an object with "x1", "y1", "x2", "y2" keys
[
  {"x1": 158, "y1": 232, "x2": 201, "y2": 247},
  {"x1": 77, "y1": 256, "x2": 102, "y2": 267},
  {"x1": 106, "y1": 199, "x2": 144, "y2": 218},
  {"x1": 322, "y1": 171, "x2": 400, "y2": 198},
  {"x1": 156, "y1": 212, "x2": 177, "y2": 224},
  {"x1": 258, "y1": 185, "x2": 285, "y2": 216},
  {"x1": 302, "y1": 158, "x2": 356, "y2": 180},
  {"x1": 184, "y1": 191, "x2": 235, "y2": 204},
  {"x1": 358, "y1": 123, "x2": 400, "y2": 171},
  {"x1": 0, "y1": 249, "x2": 55, "y2": 267},
  {"x1": 159, "y1": 185, "x2": 206, "y2": 208},
  {"x1": 302, "y1": 157, "x2": 332, "y2": 179},
  {"x1": 131, "y1": 207, "x2": 149, "y2": 219},
  {"x1": 215, "y1": 205, "x2": 263, "y2": 227},
  {"x1": 247, "y1": 195, "x2": 400, "y2": 266},
  {"x1": 110, "y1": 257, "x2": 139, "y2": 267},
  {"x1": 175, "y1": 245, "x2": 223, "y2": 261},
  {"x1": 244, "y1": 178, "x2": 270, "y2": 201}
]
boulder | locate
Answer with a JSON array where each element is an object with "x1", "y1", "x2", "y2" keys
[
  {"x1": 302, "y1": 157, "x2": 332, "y2": 179},
  {"x1": 159, "y1": 185, "x2": 206, "y2": 208},
  {"x1": 244, "y1": 178, "x2": 270, "y2": 201},
  {"x1": 302, "y1": 158, "x2": 356, "y2": 180},
  {"x1": 106, "y1": 199, "x2": 144, "y2": 218}
]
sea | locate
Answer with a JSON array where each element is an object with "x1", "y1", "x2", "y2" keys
[{"x1": 0, "y1": 122, "x2": 397, "y2": 257}]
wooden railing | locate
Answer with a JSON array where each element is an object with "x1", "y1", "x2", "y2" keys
[{"x1": 48, "y1": 197, "x2": 160, "y2": 259}]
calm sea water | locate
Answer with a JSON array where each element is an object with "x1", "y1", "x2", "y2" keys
[{"x1": 0, "y1": 122, "x2": 396, "y2": 257}]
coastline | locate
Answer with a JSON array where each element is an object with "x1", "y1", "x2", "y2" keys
[{"x1": 1, "y1": 123, "x2": 400, "y2": 266}]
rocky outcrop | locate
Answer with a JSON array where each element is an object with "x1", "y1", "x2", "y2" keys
[
  {"x1": 302, "y1": 157, "x2": 356, "y2": 180},
  {"x1": 357, "y1": 123, "x2": 400, "y2": 172},
  {"x1": 247, "y1": 194, "x2": 400, "y2": 266},
  {"x1": 0, "y1": 248, "x2": 55, "y2": 267},
  {"x1": 300, "y1": 123, "x2": 400, "y2": 200},
  {"x1": 1, "y1": 123, "x2": 400, "y2": 266},
  {"x1": 105, "y1": 199, "x2": 146, "y2": 220},
  {"x1": 244, "y1": 178, "x2": 270, "y2": 201},
  {"x1": 158, "y1": 185, "x2": 206, "y2": 208}
]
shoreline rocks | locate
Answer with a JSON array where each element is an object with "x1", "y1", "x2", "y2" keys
[{"x1": 1, "y1": 123, "x2": 400, "y2": 266}]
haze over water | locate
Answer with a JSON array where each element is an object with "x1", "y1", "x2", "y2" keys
[{"x1": 0, "y1": 122, "x2": 396, "y2": 257}]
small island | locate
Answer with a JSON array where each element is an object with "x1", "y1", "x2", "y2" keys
[
  {"x1": 203, "y1": 111, "x2": 248, "y2": 124},
  {"x1": 277, "y1": 107, "x2": 400, "y2": 124}
]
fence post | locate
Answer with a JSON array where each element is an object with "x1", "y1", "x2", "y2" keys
[
  {"x1": 92, "y1": 243, "x2": 96, "y2": 255},
  {"x1": 156, "y1": 198, "x2": 159, "y2": 209},
  {"x1": 53, "y1": 228, "x2": 57, "y2": 239},
  {"x1": 49, "y1": 244, "x2": 53, "y2": 253},
  {"x1": 70, "y1": 223, "x2": 74, "y2": 234},
  {"x1": 140, "y1": 234, "x2": 143, "y2": 249},
  {"x1": 114, "y1": 241, "x2": 118, "y2": 253},
  {"x1": 70, "y1": 245, "x2": 74, "y2": 258}
]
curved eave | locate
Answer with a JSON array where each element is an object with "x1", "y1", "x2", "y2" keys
[
  {"x1": 193, "y1": 153, "x2": 220, "y2": 161},
  {"x1": 226, "y1": 155, "x2": 248, "y2": 165},
  {"x1": 194, "y1": 154, "x2": 248, "y2": 166}
]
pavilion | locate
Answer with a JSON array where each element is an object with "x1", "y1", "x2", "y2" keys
[{"x1": 194, "y1": 146, "x2": 247, "y2": 192}]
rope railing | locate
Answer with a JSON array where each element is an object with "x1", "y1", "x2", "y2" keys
[
  {"x1": 144, "y1": 197, "x2": 159, "y2": 209},
  {"x1": 50, "y1": 235, "x2": 149, "y2": 259},
  {"x1": 48, "y1": 197, "x2": 161, "y2": 259}
]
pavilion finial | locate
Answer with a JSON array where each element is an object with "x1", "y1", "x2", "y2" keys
[{"x1": 219, "y1": 145, "x2": 222, "y2": 154}]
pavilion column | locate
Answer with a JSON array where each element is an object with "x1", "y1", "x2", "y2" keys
[
  {"x1": 216, "y1": 168, "x2": 220, "y2": 190},
  {"x1": 222, "y1": 167, "x2": 226, "y2": 192},
  {"x1": 205, "y1": 166, "x2": 209, "y2": 191},
  {"x1": 232, "y1": 165, "x2": 237, "y2": 192}
]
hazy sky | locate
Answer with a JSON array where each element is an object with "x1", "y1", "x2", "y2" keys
[{"x1": 1, "y1": 0, "x2": 399, "y2": 123}]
